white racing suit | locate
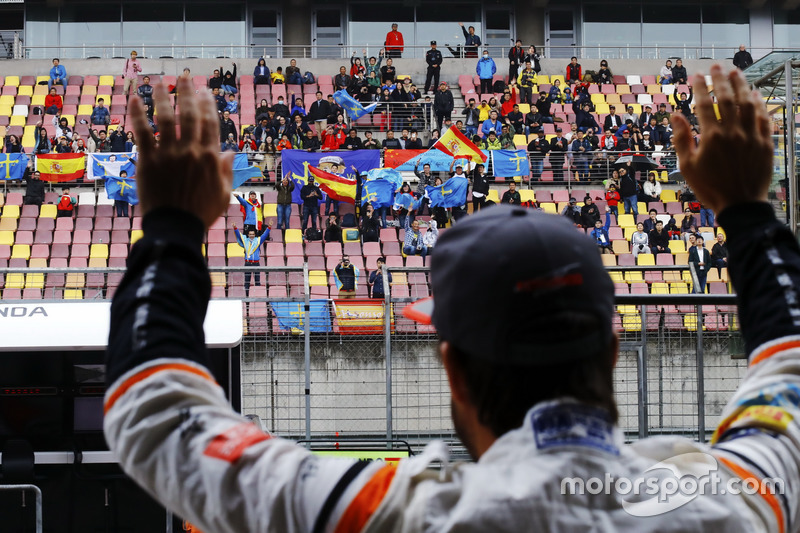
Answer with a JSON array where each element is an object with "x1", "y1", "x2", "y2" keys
[{"x1": 105, "y1": 204, "x2": 800, "y2": 532}]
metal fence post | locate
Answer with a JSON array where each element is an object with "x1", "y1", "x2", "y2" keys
[
  {"x1": 383, "y1": 267, "x2": 393, "y2": 445},
  {"x1": 638, "y1": 306, "x2": 649, "y2": 439},
  {"x1": 695, "y1": 303, "x2": 706, "y2": 442},
  {"x1": 0, "y1": 485, "x2": 42, "y2": 533},
  {"x1": 303, "y1": 263, "x2": 311, "y2": 441}
]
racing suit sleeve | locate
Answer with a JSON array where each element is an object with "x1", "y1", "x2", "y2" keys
[
  {"x1": 710, "y1": 202, "x2": 800, "y2": 533},
  {"x1": 103, "y1": 208, "x2": 389, "y2": 533}
]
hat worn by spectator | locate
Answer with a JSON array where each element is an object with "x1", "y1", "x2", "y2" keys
[
  {"x1": 404, "y1": 206, "x2": 614, "y2": 364},
  {"x1": 431, "y1": 40, "x2": 437, "y2": 45},
  {"x1": 556, "y1": 127, "x2": 563, "y2": 132}
]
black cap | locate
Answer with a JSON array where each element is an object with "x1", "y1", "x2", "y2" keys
[
  {"x1": 403, "y1": 206, "x2": 615, "y2": 365},
  {"x1": 431, "y1": 40, "x2": 437, "y2": 45}
]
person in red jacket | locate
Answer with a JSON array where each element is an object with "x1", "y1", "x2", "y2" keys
[
  {"x1": 45, "y1": 87, "x2": 63, "y2": 115},
  {"x1": 384, "y1": 23, "x2": 404, "y2": 58},
  {"x1": 56, "y1": 186, "x2": 76, "y2": 218},
  {"x1": 566, "y1": 56, "x2": 582, "y2": 83},
  {"x1": 321, "y1": 125, "x2": 341, "y2": 151},
  {"x1": 605, "y1": 183, "x2": 621, "y2": 223}
]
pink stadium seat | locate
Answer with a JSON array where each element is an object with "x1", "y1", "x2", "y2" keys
[
  {"x1": 18, "y1": 218, "x2": 36, "y2": 232},
  {"x1": 324, "y1": 242, "x2": 343, "y2": 256}
]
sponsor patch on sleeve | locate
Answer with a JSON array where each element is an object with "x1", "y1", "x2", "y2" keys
[{"x1": 203, "y1": 423, "x2": 271, "y2": 463}]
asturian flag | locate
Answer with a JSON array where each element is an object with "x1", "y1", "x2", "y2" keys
[
  {"x1": 333, "y1": 89, "x2": 380, "y2": 121},
  {"x1": 104, "y1": 175, "x2": 139, "y2": 205},
  {"x1": 432, "y1": 126, "x2": 487, "y2": 163}
]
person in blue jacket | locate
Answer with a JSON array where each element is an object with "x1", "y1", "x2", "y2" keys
[
  {"x1": 590, "y1": 207, "x2": 613, "y2": 254},
  {"x1": 253, "y1": 58, "x2": 271, "y2": 86},
  {"x1": 481, "y1": 109, "x2": 502, "y2": 137},
  {"x1": 49, "y1": 58, "x2": 67, "y2": 90},
  {"x1": 233, "y1": 223, "x2": 270, "y2": 294},
  {"x1": 476, "y1": 50, "x2": 496, "y2": 95},
  {"x1": 236, "y1": 191, "x2": 262, "y2": 234}
]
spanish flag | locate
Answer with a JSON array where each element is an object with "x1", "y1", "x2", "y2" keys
[
  {"x1": 308, "y1": 165, "x2": 357, "y2": 204},
  {"x1": 432, "y1": 126, "x2": 487, "y2": 163},
  {"x1": 36, "y1": 153, "x2": 86, "y2": 182}
]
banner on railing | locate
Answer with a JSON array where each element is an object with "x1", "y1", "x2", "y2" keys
[
  {"x1": 384, "y1": 149, "x2": 473, "y2": 172},
  {"x1": 271, "y1": 300, "x2": 332, "y2": 333},
  {"x1": 0, "y1": 153, "x2": 28, "y2": 180},
  {"x1": 87, "y1": 152, "x2": 137, "y2": 181},
  {"x1": 333, "y1": 299, "x2": 393, "y2": 334},
  {"x1": 281, "y1": 150, "x2": 381, "y2": 204},
  {"x1": 35, "y1": 153, "x2": 86, "y2": 182}
]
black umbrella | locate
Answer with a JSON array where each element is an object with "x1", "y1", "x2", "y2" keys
[{"x1": 614, "y1": 154, "x2": 659, "y2": 170}]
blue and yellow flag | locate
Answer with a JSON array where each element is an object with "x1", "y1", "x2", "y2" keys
[
  {"x1": 492, "y1": 149, "x2": 531, "y2": 178},
  {"x1": 361, "y1": 179, "x2": 396, "y2": 208},
  {"x1": 104, "y1": 175, "x2": 139, "y2": 205},
  {"x1": 232, "y1": 153, "x2": 264, "y2": 189},
  {"x1": 427, "y1": 176, "x2": 468, "y2": 208},
  {"x1": 366, "y1": 167, "x2": 403, "y2": 190},
  {"x1": 88, "y1": 153, "x2": 136, "y2": 181},
  {"x1": 0, "y1": 153, "x2": 29, "y2": 180},
  {"x1": 272, "y1": 300, "x2": 332, "y2": 332},
  {"x1": 333, "y1": 90, "x2": 380, "y2": 121}
]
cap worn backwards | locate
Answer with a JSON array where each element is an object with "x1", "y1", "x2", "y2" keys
[{"x1": 405, "y1": 205, "x2": 615, "y2": 365}]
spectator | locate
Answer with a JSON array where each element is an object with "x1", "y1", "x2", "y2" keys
[
  {"x1": 623, "y1": 105, "x2": 638, "y2": 125},
  {"x1": 384, "y1": 23, "x2": 404, "y2": 58},
  {"x1": 642, "y1": 172, "x2": 662, "y2": 204},
  {"x1": 733, "y1": 45, "x2": 753, "y2": 70},
  {"x1": 236, "y1": 191, "x2": 262, "y2": 235},
  {"x1": 56, "y1": 186, "x2": 76, "y2": 218},
  {"x1": 364, "y1": 49, "x2": 383, "y2": 85},
  {"x1": 596, "y1": 60, "x2": 612, "y2": 84},
  {"x1": 90, "y1": 129, "x2": 112, "y2": 152},
  {"x1": 481, "y1": 109, "x2": 502, "y2": 137},
  {"x1": 700, "y1": 204, "x2": 715, "y2": 228},
  {"x1": 349, "y1": 54, "x2": 365, "y2": 78},
  {"x1": 240, "y1": 131, "x2": 258, "y2": 153},
  {"x1": 517, "y1": 60, "x2": 538, "y2": 104},
  {"x1": 508, "y1": 39, "x2": 525, "y2": 81},
  {"x1": 275, "y1": 176, "x2": 295, "y2": 231},
  {"x1": 233, "y1": 224, "x2": 270, "y2": 295},
  {"x1": 659, "y1": 59, "x2": 673, "y2": 84},
  {"x1": 574, "y1": 98, "x2": 601, "y2": 133},
  {"x1": 219, "y1": 63, "x2": 238, "y2": 94},
  {"x1": 422, "y1": 219, "x2": 438, "y2": 255},
  {"x1": 91, "y1": 98, "x2": 111, "y2": 126},
  {"x1": 680, "y1": 208, "x2": 698, "y2": 243},
  {"x1": 604, "y1": 105, "x2": 623, "y2": 133},
  {"x1": 363, "y1": 131, "x2": 381, "y2": 149},
  {"x1": 122, "y1": 50, "x2": 142, "y2": 96},
  {"x1": 524, "y1": 104, "x2": 543, "y2": 135},
  {"x1": 657, "y1": 117, "x2": 673, "y2": 148},
  {"x1": 45, "y1": 87, "x2": 63, "y2": 115},
  {"x1": 528, "y1": 129, "x2": 549, "y2": 181},
  {"x1": 109, "y1": 128, "x2": 126, "y2": 152},
  {"x1": 550, "y1": 128, "x2": 568, "y2": 180},
  {"x1": 482, "y1": 130, "x2": 502, "y2": 150},
  {"x1": 618, "y1": 166, "x2": 638, "y2": 216},
  {"x1": 273, "y1": 95, "x2": 290, "y2": 119},
  {"x1": 458, "y1": 22, "x2": 481, "y2": 58},
  {"x1": 639, "y1": 105, "x2": 655, "y2": 129},
  {"x1": 334, "y1": 66, "x2": 351, "y2": 92},
  {"x1": 53, "y1": 116, "x2": 73, "y2": 140},
  {"x1": 711, "y1": 232, "x2": 728, "y2": 270},
  {"x1": 501, "y1": 181, "x2": 521, "y2": 205},
  {"x1": 271, "y1": 66, "x2": 285, "y2": 85},
  {"x1": 287, "y1": 113, "x2": 310, "y2": 143},
  {"x1": 689, "y1": 235, "x2": 711, "y2": 293},
  {"x1": 308, "y1": 91, "x2": 331, "y2": 134},
  {"x1": 467, "y1": 163, "x2": 489, "y2": 212},
  {"x1": 477, "y1": 98, "x2": 491, "y2": 121},
  {"x1": 22, "y1": 169, "x2": 45, "y2": 206},
  {"x1": 225, "y1": 94, "x2": 239, "y2": 114},
  {"x1": 566, "y1": 56, "x2": 582, "y2": 83},
  {"x1": 477, "y1": 50, "x2": 496, "y2": 94},
  {"x1": 369, "y1": 257, "x2": 392, "y2": 299},
  {"x1": 649, "y1": 220, "x2": 671, "y2": 255},
  {"x1": 570, "y1": 130, "x2": 592, "y2": 180},
  {"x1": 424, "y1": 41, "x2": 443, "y2": 94},
  {"x1": 334, "y1": 255, "x2": 359, "y2": 298},
  {"x1": 137, "y1": 76, "x2": 154, "y2": 116},
  {"x1": 33, "y1": 124, "x2": 51, "y2": 154},
  {"x1": 604, "y1": 184, "x2": 620, "y2": 222},
  {"x1": 505, "y1": 104, "x2": 524, "y2": 134},
  {"x1": 211, "y1": 87, "x2": 226, "y2": 113},
  {"x1": 276, "y1": 133, "x2": 292, "y2": 151},
  {"x1": 548, "y1": 78, "x2": 564, "y2": 103},
  {"x1": 54, "y1": 135, "x2": 71, "y2": 154},
  {"x1": 561, "y1": 197, "x2": 582, "y2": 225},
  {"x1": 671, "y1": 59, "x2": 688, "y2": 84},
  {"x1": 590, "y1": 208, "x2": 613, "y2": 254},
  {"x1": 285, "y1": 59, "x2": 302, "y2": 85},
  {"x1": 631, "y1": 222, "x2": 650, "y2": 257},
  {"x1": 113, "y1": 169, "x2": 133, "y2": 217},
  {"x1": 3, "y1": 134, "x2": 22, "y2": 153},
  {"x1": 403, "y1": 218, "x2": 427, "y2": 259},
  {"x1": 221, "y1": 133, "x2": 239, "y2": 152},
  {"x1": 460, "y1": 98, "x2": 480, "y2": 137},
  {"x1": 433, "y1": 82, "x2": 454, "y2": 131},
  {"x1": 208, "y1": 67, "x2": 223, "y2": 91},
  {"x1": 324, "y1": 214, "x2": 342, "y2": 243},
  {"x1": 380, "y1": 58, "x2": 397, "y2": 85},
  {"x1": 300, "y1": 176, "x2": 322, "y2": 233},
  {"x1": 536, "y1": 91, "x2": 554, "y2": 123},
  {"x1": 253, "y1": 58, "x2": 270, "y2": 85},
  {"x1": 581, "y1": 195, "x2": 601, "y2": 228},
  {"x1": 72, "y1": 137, "x2": 87, "y2": 153},
  {"x1": 673, "y1": 88, "x2": 694, "y2": 119},
  {"x1": 48, "y1": 58, "x2": 66, "y2": 91},
  {"x1": 406, "y1": 130, "x2": 423, "y2": 149},
  {"x1": 654, "y1": 103, "x2": 670, "y2": 125},
  {"x1": 343, "y1": 128, "x2": 363, "y2": 150},
  {"x1": 219, "y1": 110, "x2": 237, "y2": 142}
]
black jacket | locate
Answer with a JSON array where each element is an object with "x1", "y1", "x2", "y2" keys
[
  {"x1": 462, "y1": 106, "x2": 480, "y2": 126},
  {"x1": 308, "y1": 100, "x2": 332, "y2": 122},
  {"x1": 649, "y1": 229, "x2": 670, "y2": 251},
  {"x1": 733, "y1": 50, "x2": 753, "y2": 70},
  {"x1": 433, "y1": 90, "x2": 454, "y2": 114},
  {"x1": 219, "y1": 118, "x2": 238, "y2": 142},
  {"x1": 23, "y1": 172, "x2": 45, "y2": 202},
  {"x1": 471, "y1": 169, "x2": 490, "y2": 195},
  {"x1": 426, "y1": 49, "x2": 443, "y2": 68}
]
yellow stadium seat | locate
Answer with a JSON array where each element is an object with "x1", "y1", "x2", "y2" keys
[
  {"x1": 36, "y1": 75, "x2": 49, "y2": 84},
  {"x1": 342, "y1": 228, "x2": 360, "y2": 243},
  {"x1": 590, "y1": 93, "x2": 605, "y2": 104},
  {"x1": 6, "y1": 273, "x2": 24, "y2": 289},
  {"x1": 18, "y1": 85, "x2": 33, "y2": 97},
  {"x1": 9, "y1": 115, "x2": 25, "y2": 127},
  {"x1": 608, "y1": 271, "x2": 625, "y2": 284},
  {"x1": 612, "y1": 240, "x2": 629, "y2": 255},
  {"x1": 605, "y1": 94, "x2": 620, "y2": 105},
  {"x1": 617, "y1": 84, "x2": 631, "y2": 95},
  {"x1": 0, "y1": 218, "x2": 15, "y2": 231},
  {"x1": 2, "y1": 205, "x2": 20, "y2": 219},
  {"x1": 210, "y1": 272, "x2": 227, "y2": 287},
  {"x1": 541, "y1": 202, "x2": 557, "y2": 214},
  {"x1": 200, "y1": 243, "x2": 206, "y2": 257},
  {"x1": 240, "y1": 124, "x2": 253, "y2": 135},
  {"x1": 88, "y1": 257, "x2": 107, "y2": 268},
  {"x1": 263, "y1": 204, "x2": 277, "y2": 218},
  {"x1": 0, "y1": 95, "x2": 14, "y2": 106},
  {"x1": 82, "y1": 85, "x2": 97, "y2": 95},
  {"x1": 617, "y1": 305, "x2": 638, "y2": 315},
  {"x1": 706, "y1": 269, "x2": 720, "y2": 283},
  {"x1": 5, "y1": 76, "x2": 19, "y2": 87},
  {"x1": 623, "y1": 227, "x2": 637, "y2": 240},
  {"x1": 622, "y1": 313, "x2": 641, "y2": 332},
  {"x1": 675, "y1": 252, "x2": 688, "y2": 265},
  {"x1": 40, "y1": 204, "x2": 57, "y2": 218},
  {"x1": 108, "y1": 124, "x2": 119, "y2": 132},
  {"x1": 21, "y1": 134, "x2": 36, "y2": 149},
  {"x1": 659, "y1": 171, "x2": 669, "y2": 182},
  {"x1": 90, "y1": 243, "x2": 109, "y2": 259},
  {"x1": 637, "y1": 202, "x2": 647, "y2": 214},
  {"x1": 670, "y1": 241, "x2": 686, "y2": 254},
  {"x1": 29, "y1": 258, "x2": 47, "y2": 268},
  {"x1": 537, "y1": 75, "x2": 550, "y2": 84},
  {"x1": 64, "y1": 290, "x2": 84, "y2": 300},
  {"x1": 624, "y1": 270, "x2": 644, "y2": 284},
  {"x1": 519, "y1": 190, "x2": 535, "y2": 202},
  {"x1": 660, "y1": 189, "x2": 677, "y2": 203},
  {"x1": 0, "y1": 230, "x2": 13, "y2": 245},
  {"x1": 77, "y1": 104, "x2": 93, "y2": 116},
  {"x1": 651, "y1": 282, "x2": 670, "y2": 294},
  {"x1": 486, "y1": 189, "x2": 500, "y2": 204},
  {"x1": 513, "y1": 134, "x2": 527, "y2": 147},
  {"x1": 65, "y1": 273, "x2": 85, "y2": 288},
  {"x1": 227, "y1": 242, "x2": 244, "y2": 258},
  {"x1": 684, "y1": 314, "x2": 703, "y2": 331},
  {"x1": 130, "y1": 229, "x2": 143, "y2": 245},
  {"x1": 670, "y1": 282, "x2": 689, "y2": 294},
  {"x1": 391, "y1": 272, "x2": 408, "y2": 285},
  {"x1": 284, "y1": 229, "x2": 303, "y2": 243},
  {"x1": 309, "y1": 270, "x2": 327, "y2": 286},
  {"x1": 0, "y1": 104, "x2": 11, "y2": 116},
  {"x1": 60, "y1": 114, "x2": 75, "y2": 126},
  {"x1": 31, "y1": 95, "x2": 46, "y2": 106},
  {"x1": 682, "y1": 270, "x2": 693, "y2": 284},
  {"x1": 662, "y1": 270, "x2": 681, "y2": 283},
  {"x1": 518, "y1": 103, "x2": 530, "y2": 114},
  {"x1": 25, "y1": 273, "x2": 44, "y2": 289},
  {"x1": 98, "y1": 75, "x2": 115, "y2": 86},
  {"x1": 617, "y1": 213, "x2": 635, "y2": 228},
  {"x1": 33, "y1": 84, "x2": 48, "y2": 96},
  {"x1": 629, "y1": 104, "x2": 642, "y2": 114},
  {"x1": 636, "y1": 253, "x2": 655, "y2": 266}
]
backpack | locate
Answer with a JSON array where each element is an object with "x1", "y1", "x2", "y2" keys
[
  {"x1": 492, "y1": 80, "x2": 506, "y2": 93},
  {"x1": 341, "y1": 213, "x2": 357, "y2": 228},
  {"x1": 303, "y1": 71, "x2": 316, "y2": 84},
  {"x1": 305, "y1": 228, "x2": 322, "y2": 241}
]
